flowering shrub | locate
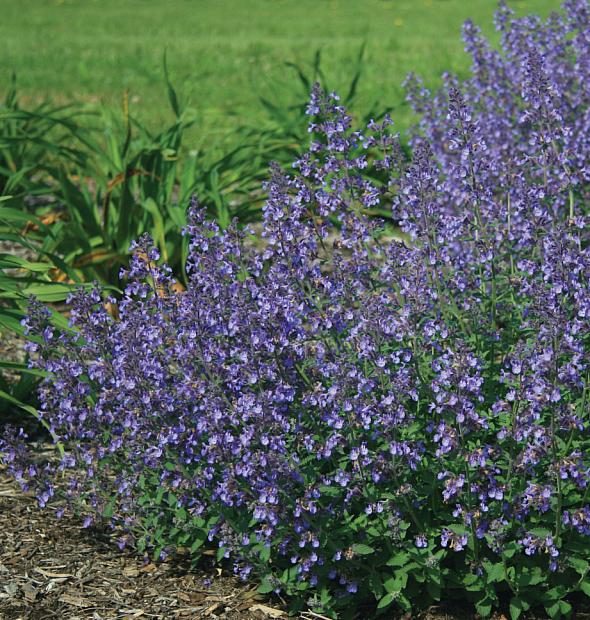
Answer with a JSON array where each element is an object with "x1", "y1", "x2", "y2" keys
[{"x1": 3, "y1": 2, "x2": 590, "y2": 618}]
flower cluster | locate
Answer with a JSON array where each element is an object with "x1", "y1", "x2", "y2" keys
[{"x1": 3, "y1": 2, "x2": 590, "y2": 617}]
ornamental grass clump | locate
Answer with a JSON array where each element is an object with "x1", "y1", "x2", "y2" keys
[{"x1": 3, "y1": 2, "x2": 590, "y2": 618}]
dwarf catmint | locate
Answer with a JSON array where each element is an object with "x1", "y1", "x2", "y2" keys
[{"x1": 2, "y1": 2, "x2": 590, "y2": 617}]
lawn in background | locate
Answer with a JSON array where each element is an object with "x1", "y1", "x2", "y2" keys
[{"x1": 1, "y1": 0, "x2": 559, "y2": 149}]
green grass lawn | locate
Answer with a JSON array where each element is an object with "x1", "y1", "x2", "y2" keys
[{"x1": 1, "y1": 0, "x2": 560, "y2": 148}]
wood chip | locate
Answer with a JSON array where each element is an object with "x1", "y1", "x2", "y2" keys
[
  {"x1": 249, "y1": 603, "x2": 286, "y2": 618},
  {"x1": 189, "y1": 592, "x2": 207, "y2": 603},
  {"x1": 3, "y1": 581, "x2": 18, "y2": 597},
  {"x1": 21, "y1": 582, "x2": 37, "y2": 603},
  {"x1": 59, "y1": 592, "x2": 91, "y2": 607},
  {"x1": 119, "y1": 609, "x2": 145, "y2": 618},
  {"x1": 34, "y1": 567, "x2": 74, "y2": 579},
  {"x1": 122, "y1": 566, "x2": 140, "y2": 578},
  {"x1": 204, "y1": 602, "x2": 221, "y2": 616}
]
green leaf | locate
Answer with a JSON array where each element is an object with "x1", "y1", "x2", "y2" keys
[
  {"x1": 398, "y1": 561, "x2": 420, "y2": 574},
  {"x1": 0, "y1": 281, "x2": 80, "y2": 302},
  {"x1": 485, "y1": 562, "x2": 505, "y2": 584},
  {"x1": 0, "y1": 206, "x2": 52, "y2": 231},
  {"x1": 475, "y1": 596, "x2": 493, "y2": 618},
  {"x1": 0, "y1": 360, "x2": 47, "y2": 378},
  {"x1": 559, "y1": 600, "x2": 572, "y2": 617},
  {"x1": 367, "y1": 572, "x2": 383, "y2": 598},
  {"x1": 516, "y1": 567, "x2": 545, "y2": 587},
  {"x1": 189, "y1": 537, "x2": 205, "y2": 553},
  {"x1": 384, "y1": 573, "x2": 408, "y2": 593},
  {"x1": 102, "y1": 502, "x2": 114, "y2": 519},
  {"x1": 510, "y1": 597, "x2": 524, "y2": 620},
  {"x1": 140, "y1": 198, "x2": 168, "y2": 263},
  {"x1": 386, "y1": 551, "x2": 410, "y2": 566},
  {"x1": 154, "y1": 486, "x2": 165, "y2": 505},
  {"x1": 257, "y1": 577, "x2": 275, "y2": 594},
  {"x1": 463, "y1": 573, "x2": 480, "y2": 587},
  {"x1": 397, "y1": 593, "x2": 412, "y2": 612},
  {"x1": 502, "y1": 541, "x2": 520, "y2": 559},
  {"x1": 426, "y1": 580, "x2": 441, "y2": 601},
  {"x1": 351, "y1": 543, "x2": 374, "y2": 556},
  {"x1": 259, "y1": 544, "x2": 271, "y2": 563},
  {"x1": 319, "y1": 484, "x2": 342, "y2": 497},
  {"x1": 0, "y1": 254, "x2": 53, "y2": 272},
  {"x1": 377, "y1": 592, "x2": 395, "y2": 610},
  {"x1": 0, "y1": 308, "x2": 27, "y2": 336},
  {"x1": 546, "y1": 599, "x2": 572, "y2": 619},
  {"x1": 429, "y1": 569, "x2": 442, "y2": 587},
  {"x1": 580, "y1": 579, "x2": 590, "y2": 597},
  {"x1": 569, "y1": 557, "x2": 589, "y2": 575},
  {"x1": 446, "y1": 523, "x2": 468, "y2": 535},
  {"x1": 280, "y1": 566, "x2": 298, "y2": 584},
  {"x1": 529, "y1": 527, "x2": 552, "y2": 539},
  {"x1": 163, "y1": 50, "x2": 181, "y2": 118},
  {"x1": 545, "y1": 586, "x2": 568, "y2": 601}
]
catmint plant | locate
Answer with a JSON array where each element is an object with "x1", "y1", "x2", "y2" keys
[{"x1": 2, "y1": 2, "x2": 590, "y2": 618}]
